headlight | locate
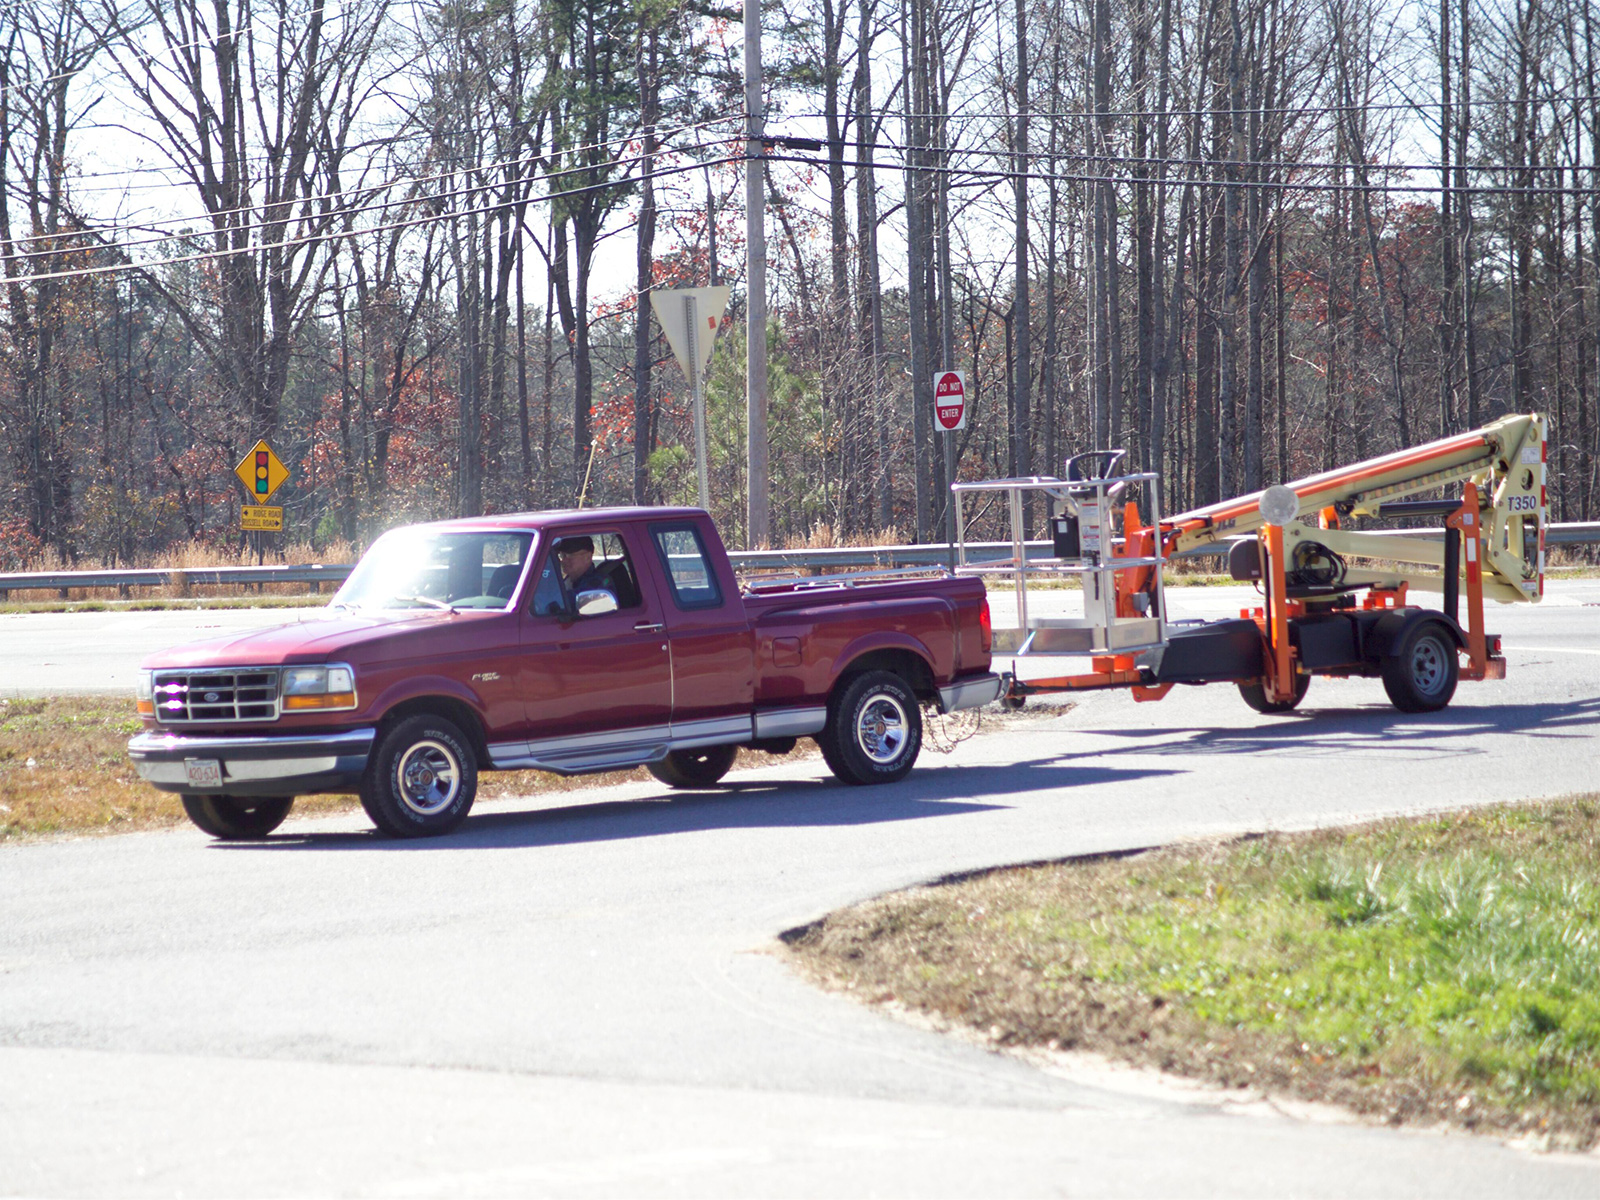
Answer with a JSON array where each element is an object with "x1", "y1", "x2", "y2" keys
[
  {"x1": 135, "y1": 670, "x2": 154, "y2": 715},
  {"x1": 281, "y1": 664, "x2": 358, "y2": 711}
]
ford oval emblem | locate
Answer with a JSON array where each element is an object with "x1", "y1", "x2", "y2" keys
[{"x1": 204, "y1": 691, "x2": 220, "y2": 703}]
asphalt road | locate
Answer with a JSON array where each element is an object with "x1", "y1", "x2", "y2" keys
[{"x1": 2, "y1": 585, "x2": 1598, "y2": 1196}]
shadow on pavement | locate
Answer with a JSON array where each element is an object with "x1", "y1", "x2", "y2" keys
[
  {"x1": 1075, "y1": 694, "x2": 1600, "y2": 760},
  {"x1": 225, "y1": 758, "x2": 1181, "y2": 852}
]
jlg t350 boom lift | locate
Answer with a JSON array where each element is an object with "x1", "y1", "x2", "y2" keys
[{"x1": 953, "y1": 413, "x2": 1548, "y2": 714}]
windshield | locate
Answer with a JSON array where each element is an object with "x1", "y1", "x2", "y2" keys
[{"x1": 333, "y1": 529, "x2": 534, "y2": 611}]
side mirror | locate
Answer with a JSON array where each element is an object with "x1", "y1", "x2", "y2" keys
[{"x1": 575, "y1": 589, "x2": 618, "y2": 617}]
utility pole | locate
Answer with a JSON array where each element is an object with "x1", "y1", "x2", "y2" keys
[{"x1": 744, "y1": 0, "x2": 770, "y2": 547}]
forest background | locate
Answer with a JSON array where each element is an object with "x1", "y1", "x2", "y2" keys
[{"x1": 1, "y1": 0, "x2": 1595, "y2": 565}]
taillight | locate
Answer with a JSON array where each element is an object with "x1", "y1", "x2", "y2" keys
[{"x1": 979, "y1": 600, "x2": 992, "y2": 655}]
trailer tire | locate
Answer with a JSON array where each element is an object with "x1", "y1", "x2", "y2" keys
[
  {"x1": 1380, "y1": 620, "x2": 1459, "y2": 713},
  {"x1": 360, "y1": 714, "x2": 477, "y2": 837},
  {"x1": 181, "y1": 795, "x2": 294, "y2": 840},
  {"x1": 819, "y1": 670, "x2": 923, "y2": 786},
  {"x1": 1238, "y1": 673, "x2": 1309, "y2": 714},
  {"x1": 648, "y1": 745, "x2": 738, "y2": 789}
]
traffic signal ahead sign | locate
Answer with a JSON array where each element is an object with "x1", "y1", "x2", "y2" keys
[{"x1": 234, "y1": 439, "x2": 289, "y2": 503}]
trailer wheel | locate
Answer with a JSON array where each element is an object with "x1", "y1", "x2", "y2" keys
[
  {"x1": 181, "y1": 795, "x2": 294, "y2": 840},
  {"x1": 1381, "y1": 620, "x2": 1459, "y2": 713},
  {"x1": 648, "y1": 745, "x2": 738, "y2": 789},
  {"x1": 1237, "y1": 673, "x2": 1309, "y2": 714},
  {"x1": 819, "y1": 670, "x2": 923, "y2": 786},
  {"x1": 360, "y1": 714, "x2": 478, "y2": 837}
]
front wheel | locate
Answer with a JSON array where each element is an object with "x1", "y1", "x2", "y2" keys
[
  {"x1": 182, "y1": 795, "x2": 294, "y2": 840},
  {"x1": 1238, "y1": 672, "x2": 1309, "y2": 714},
  {"x1": 819, "y1": 671, "x2": 923, "y2": 786},
  {"x1": 649, "y1": 745, "x2": 738, "y2": 789},
  {"x1": 1381, "y1": 621, "x2": 1459, "y2": 713},
  {"x1": 360, "y1": 714, "x2": 478, "y2": 837}
]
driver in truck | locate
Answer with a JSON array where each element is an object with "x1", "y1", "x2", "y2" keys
[{"x1": 554, "y1": 535, "x2": 613, "y2": 604}]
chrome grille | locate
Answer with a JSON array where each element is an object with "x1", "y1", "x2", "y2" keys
[{"x1": 153, "y1": 669, "x2": 280, "y2": 723}]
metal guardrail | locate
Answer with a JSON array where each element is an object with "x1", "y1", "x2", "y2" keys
[
  {"x1": 0, "y1": 563, "x2": 353, "y2": 599},
  {"x1": 1, "y1": 523, "x2": 1596, "y2": 599}
]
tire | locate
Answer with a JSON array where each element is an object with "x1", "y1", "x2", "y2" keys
[
  {"x1": 182, "y1": 795, "x2": 294, "y2": 840},
  {"x1": 818, "y1": 670, "x2": 923, "y2": 786},
  {"x1": 1238, "y1": 672, "x2": 1310, "y2": 714},
  {"x1": 359, "y1": 714, "x2": 478, "y2": 837},
  {"x1": 1381, "y1": 620, "x2": 1459, "y2": 713},
  {"x1": 648, "y1": 745, "x2": 739, "y2": 789}
]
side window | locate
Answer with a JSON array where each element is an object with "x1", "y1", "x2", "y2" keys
[
  {"x1": 528, "y1": 531, "x2": 643, "y2": 617},
  {"x1": 652, "y1": 525, "x2": 723, "y2": 610}
]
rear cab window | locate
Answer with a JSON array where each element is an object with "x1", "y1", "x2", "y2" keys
[{"x1": 651, "y1": 525, "x2": 723, "y2": 610}]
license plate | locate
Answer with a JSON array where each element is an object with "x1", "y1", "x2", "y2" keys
[{"x1": 184, "y1": 758, "x2": 223, "y2": 788}]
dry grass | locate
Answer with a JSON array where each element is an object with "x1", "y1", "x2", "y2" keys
[
  {"x1": 785, "y1": 800, "x2": 1600, "y2": 1152},
  {"x1": 0, "y1": 697, "x2": 1049, "y2": 842},
  {"x1": 0, "y1": 696, "x2": 358, "y2": 838},
  {"x1": 0, "y1": 694, "x2": 835, "y2": 841}
]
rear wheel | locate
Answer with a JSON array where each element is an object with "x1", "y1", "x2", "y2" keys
[
  {"x1": 819, "y1": 671, "x2": 923, "y2": 786},
  {"x1": 648, "y1": 745, "x2": 739, "y2": 789},
  {"x1": 1238, "y1": 672, "x2": 1310, "y2": 714},
  {"x1": 360, "y1": 714, "x2": 478, "y2": 837},
  {"x1": 182, "y1": 795, "x2": 294, "y2": 840},
  {"x1": 1381, "y1": 621, "x2": 1459, "y2": 713}
]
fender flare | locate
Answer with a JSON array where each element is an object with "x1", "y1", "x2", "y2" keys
[
  {"x1": 829, "y1": 631, "x2": 940, "y2": 698},
  {"x1": 1365, "y1": 608, "x2": 1465, "y2": 660},
  {"x1": 365, "y1": 675, "x2": 491, "y2": 759}
]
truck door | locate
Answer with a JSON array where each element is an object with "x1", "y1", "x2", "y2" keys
[
  {"x1": 517, "y1": 527, "x2": 673, "y2": 741},
  {"x1": 645, "y1": 521, "x2": 756, "y2": 732}
]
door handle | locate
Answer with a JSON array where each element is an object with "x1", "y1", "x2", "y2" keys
[{"x1": 634, "y1": 621, "x2": 665, "y2": 633}]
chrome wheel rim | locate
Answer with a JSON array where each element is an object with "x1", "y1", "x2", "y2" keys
[
  {"x1": 397, "y1": 739, "x2": 460, "y2": 816},
  {"x1": 855, "y1": 693, "x2": 910, "y2": 764},
  {"x1": 1411, "y1": 636, "x2": 1448, "y2": 696}
]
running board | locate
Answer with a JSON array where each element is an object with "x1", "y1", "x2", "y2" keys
[{"x1": 488, "y1": 708, "x2": 826, "y2": 776}]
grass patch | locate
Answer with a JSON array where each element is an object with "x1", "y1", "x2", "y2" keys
[
  {"x1": 785, "y1": 800, "x2": 1600, "y2": 1150},
  {"x1": 0, "y1": 695, "x2": 761, "y2": 841},
  {"x1": 2, "y1": 695, "x2": 1066, "y2": 841},
  {"x1": 0, "y1": 694, "x2": 752, "y2": 841}
]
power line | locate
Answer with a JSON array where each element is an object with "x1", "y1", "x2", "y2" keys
[
  {"x1": 0, "y1": 118, "x2": 741, "y2": 259},
  {"x1": 762, "y1": 148, "x2": 1600, "y2": 200},
  {"x1": 7, "y1": 153, "x2": 744, "y2": 286},
  {"x1": 793, "y1": 92, "x2": 1600, "y2": 123},
  {"x1": 798, "y1": 129, "x2": 1600, "y2": 183},
  {"x1": 11, "y1": 140, "x2": 1596, "y2": 289}
]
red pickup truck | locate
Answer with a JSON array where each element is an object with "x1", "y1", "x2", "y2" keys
[{"x1": 129, "y1": 507, "x2": 999, "y2": 840}]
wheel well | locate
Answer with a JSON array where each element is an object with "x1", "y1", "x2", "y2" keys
[
  {"x1": 834, "y1": 648, "x2": 937, "y2": 703},
  {"x1": 377, "y1": 696, "x2": 490, "y2": 768}
]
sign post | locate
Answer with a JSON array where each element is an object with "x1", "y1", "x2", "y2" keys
[
  {"x1": 651, "y1": 285, "x2": 730, "y2": 509},
  {"x1": 935, "y1": 370, "x2": 967, "y2": 564}
]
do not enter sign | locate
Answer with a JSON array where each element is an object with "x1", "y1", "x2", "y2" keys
[{"x1": 934, "y1": 369, "x2": 967, "y2": 431}]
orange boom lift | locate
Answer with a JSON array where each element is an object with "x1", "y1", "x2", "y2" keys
[{"x1": 952, "y1": 413, "x2": 1548, "y2": 714}]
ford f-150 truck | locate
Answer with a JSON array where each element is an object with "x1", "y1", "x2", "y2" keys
[{"x1": 128, "y1": 507, "x2": 1000, "y2": 839}]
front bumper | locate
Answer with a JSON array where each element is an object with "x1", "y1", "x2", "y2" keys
[{"x1": 127, "y1": 727, "x2": 375, "y2": 796}]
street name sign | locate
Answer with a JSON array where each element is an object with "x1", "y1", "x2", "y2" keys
[{"x1": 241, "y1": 505, "x2": 284, "y2": 532}]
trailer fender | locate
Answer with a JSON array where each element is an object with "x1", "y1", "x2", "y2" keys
[{"x1": 1363, "y1": 608, "x2": 1465, "y2": 662}]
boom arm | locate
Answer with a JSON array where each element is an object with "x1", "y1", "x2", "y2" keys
[{"x1": 1162, "y1": 414, "x2": 1548, "y2": 603}]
